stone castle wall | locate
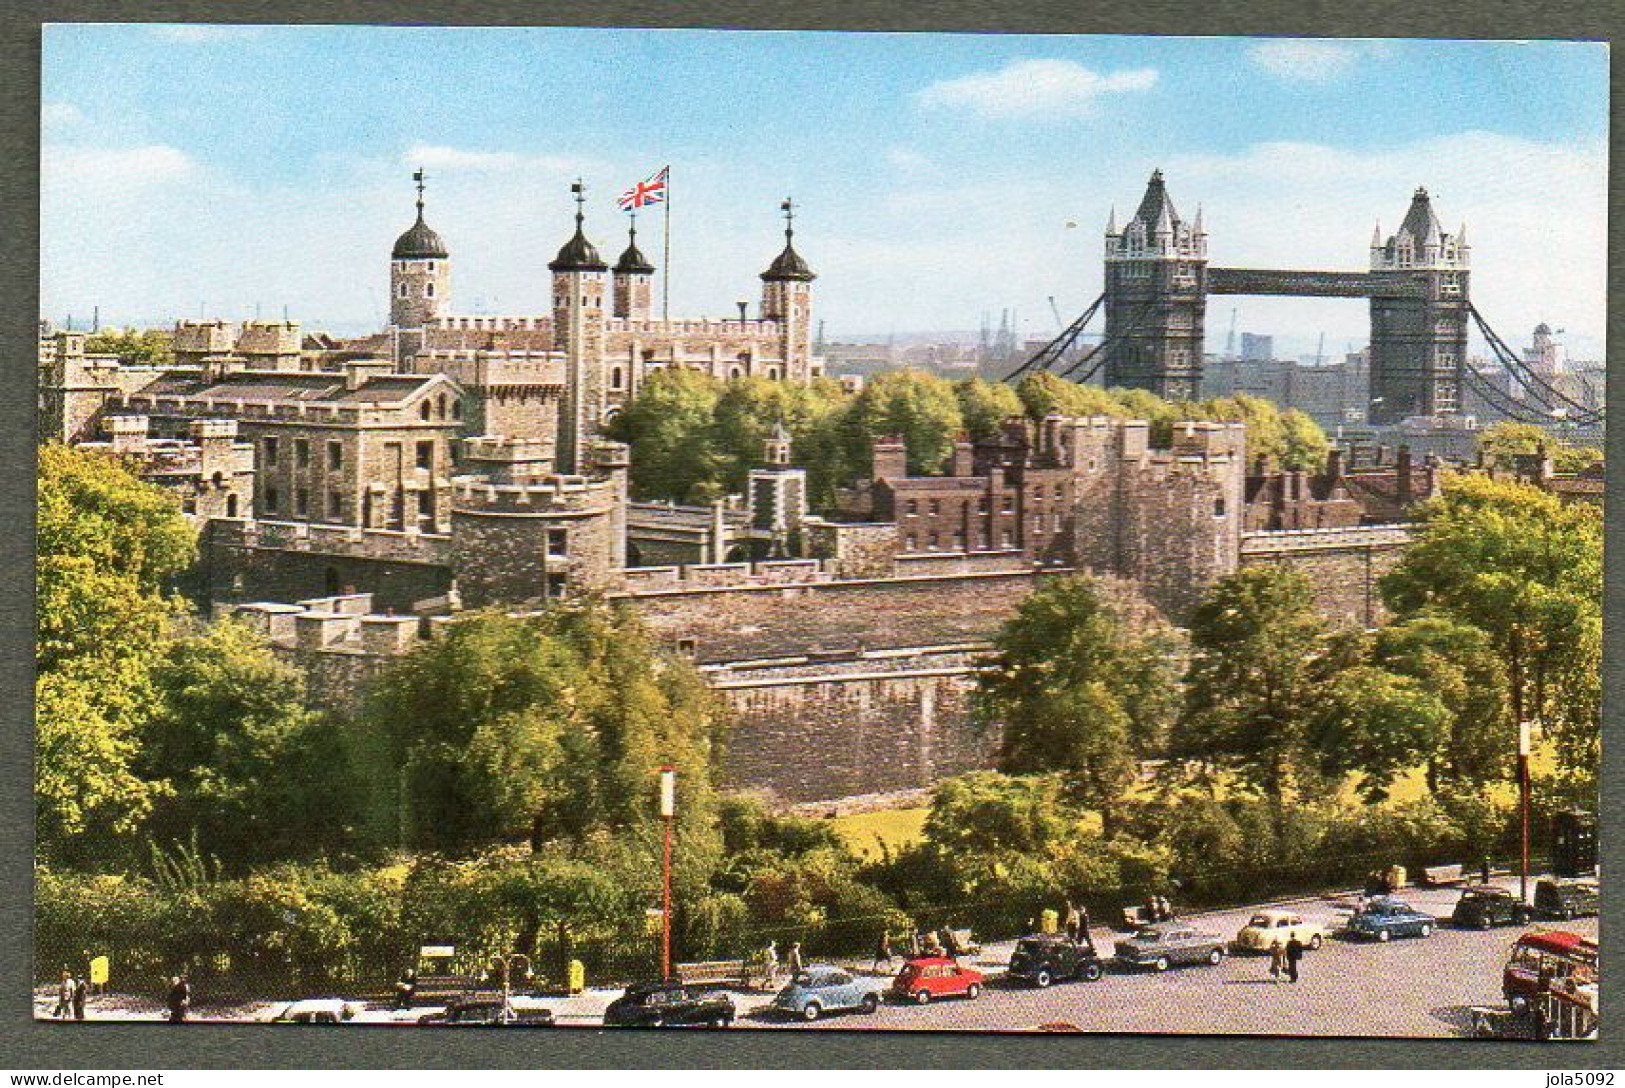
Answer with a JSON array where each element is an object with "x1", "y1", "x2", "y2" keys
[{"x1": 1239, "y1": 525, "x2": 1413, "y2": 628}]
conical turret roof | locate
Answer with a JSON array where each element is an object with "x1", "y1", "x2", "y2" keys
[{"x1": 614, "y1": 221, "x2": 655, "y2": 275}]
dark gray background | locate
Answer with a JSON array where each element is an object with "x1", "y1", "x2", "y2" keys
[{"x1": 0, "y1": 0, "x2": 1618, "y2": 1069}]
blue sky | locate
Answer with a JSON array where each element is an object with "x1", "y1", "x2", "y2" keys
[{"x1": 42, "y1": 26, "x2": 1609, "y2": 358}]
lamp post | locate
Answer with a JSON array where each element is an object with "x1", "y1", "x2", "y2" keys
[
  {"x1": 1518, "y1": 719, "x2": 1532, "y2": 903},
  {"x1": 490, "y1": 952, "x2": 531, "y2": 1023},
  {"x1": 659, "y1": 766, "x2": 676, "y2": 981}
]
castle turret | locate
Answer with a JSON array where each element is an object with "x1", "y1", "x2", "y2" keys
[
  {"x1": 390, "y1": 169, "x2": 451, "y2": 365},
  {"x1": 760, "y1": 198, "x2": 816, "y2": 382},
  {"x1": 549, "y1": 181, "x2": 609, "y2": 474},
  {"x1": 612, "y1": 217, "x2": 656, "y2": 321},
  {"x1": 1368, "y1": 187, "x2": 1469, "y2": 423}
]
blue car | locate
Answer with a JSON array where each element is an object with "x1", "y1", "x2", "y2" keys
[
  {"x1": 1347, "y1": 897, "x2": 1436, "y2": 942},
  {"x1": 771, "y1": 965, "x2": 887, "y2": 1021}
]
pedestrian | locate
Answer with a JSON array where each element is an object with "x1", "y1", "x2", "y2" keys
[
  {"x1": 1268, "y1": 941, "x2": 1286, "y2": 983},
  {"x1": 1481, "y1": 857, "x2": 1493, "y2": 885},
  {"x1": 1077, "y1": 906, "x2": 1093, "y2": 950},
  {"x1": 907, "y1": 930, "x2": 921, "y2": 957},
  {"x1": 1063, "y1": 900, "x2": 1081, "y2": 943},
  {"x1": 872, "y1": 932, "x2": 895, "y2": 973},
  {"x1": 762, "y1": 941, "x2": 779, "y2": 990},
  {"x1": 71, "y1": 975, "x2": 87, "y2": 1021},
  {"x1": 1026, "y1": 917, "x2": 1037, "y2": 935},
  {"x1": 923, "y1": 930, "x2": 943, "y2": 957},
  {"x1": 52, "y1": 969, "x2": 73, "y2": 1019},
  {"x1": 166, "y1": 975, "x2": 190, "y2": 1023},
  {"x1": 787, "y1": 942, "x2": 803, "y2": 977},
  {"x1": 1285, "y1": 935, "x2": 1305, "y2": 984}
]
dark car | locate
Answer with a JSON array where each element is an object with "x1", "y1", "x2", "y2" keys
[
  {"x1": 1451, "y1": 886, "x2": 1532, "y2": 929},
  {"x1": 1006, "y1": 934, "x2": 1105, "y2": 988},
  {"x1": 1535, "y1": 878, "x2": 1600, "y2": 921},
  {"x1": 602, "y1": 982, "x2": 735, "y2": 1028},
  {"x1": 1346, "y1": 897, "x2": 1435, "y2": 942},
  {"x1": 1113, "y1": 924, "x2": 1227, "y2": 972},
  {"x1": 417, "y1": 998, "x2": 555, "y2": 1027}
]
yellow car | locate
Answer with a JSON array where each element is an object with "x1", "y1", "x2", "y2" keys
[{"x1": 1233, "y1": 909, "x2": 1326, "y2": 954}]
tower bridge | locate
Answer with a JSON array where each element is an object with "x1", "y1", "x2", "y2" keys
[{"x1": 1010, "y1": 171, "x2": 1596, "y2": 429}]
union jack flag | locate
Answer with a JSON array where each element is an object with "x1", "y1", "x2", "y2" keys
[{"x1": 618, "y1": 166, "x2": 670, "y2": 212}]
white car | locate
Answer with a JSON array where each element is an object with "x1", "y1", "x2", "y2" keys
[
  {"x1": 270, "y1": 998, "x2": 360, "y2": 1024},
  {"x1": 1233, "y1": 909, "x2": 1326, "y2": 954}
]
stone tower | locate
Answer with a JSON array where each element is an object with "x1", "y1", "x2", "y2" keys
[
  {"x1": 748, "y1": 420, "x2": 807, "y2": 557},
  {"x1": 760, "y1": 198, "x2": 817, "y2": 382},
  {"x1": 612, "y1": 218, "x2": 656, "y2": 321},
  {"x1": 549, "y1": 181, "x2": 609, "y2": 474},
  {"x1": 1368, "y1": 187, "x2": 1469, "y2": 424},
  {"x1": 390, "y1": 169, "x2": 450, "y2": 365},
  {"x1": 1102, "y1": 170, "x2": 1209, "y2": 401}
]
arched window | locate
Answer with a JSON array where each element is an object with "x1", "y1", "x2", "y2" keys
[
  {"x1": 451, "y1": 399, "x2": 462, "y2": 420},
  {"x1": 398, "y1": 282, "x2": 408, "y2": 299},
  {"x1": 420, "y1": 401, "x2": 432, "y2": 421},
  {"x1": 436, "y1": 393, "x2": 447, "y2": 419},
  {"x1": 324, "y1": 567, "x2": 341, "y2": 595},
  {"x1": 226, "y1": 493, "x2": 239, "y2": 517},
  {"x1": 425, "y1": 282, "x2": 435, "y2": 299},
  {"x1": 610, "y1": 366, "x2": 624, "y2": 390}
]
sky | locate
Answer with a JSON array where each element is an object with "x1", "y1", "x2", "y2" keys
[{"x1": 41, "y1": 26, "x2": 1610, "y2": 359}]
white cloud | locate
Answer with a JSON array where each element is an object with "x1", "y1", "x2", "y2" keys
[
  {"x1": 915, "y1": 59, "x2": 1157, "y2": 119},
  {"x1": 42, "y1": 102, "x2": 83, "y2": 128},
  {"x1": 148, "y1": 25, "x2": 263, "y2": 44},
  {"x1": 885, "y1": 148, "x2": 930, "y2": 171},
  {"x1": 1248, "y1": 40, "x2": 1360, "y2": 84},
  {"x1": 43, "y1": 143, "x2": 195, "y2": 186}
]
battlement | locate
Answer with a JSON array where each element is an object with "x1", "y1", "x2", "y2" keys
[
  {"x1": 1240, "y1": 524, "x2": 1414, "y2": 554},
  {"x1": 173, "y1": 320, "x2": 239, "y2": 354},
  {"x1": 450, "y1": 471, "x2": 620, "y2": 516},
  {"x1": 622, "y1": 558, "x2": 829, "y2": 593},
  {"x1": 228, "y1": 593, "x2": 446, "y2": 658},
  {"x1": 210, "y1": 517, "x2": 452, "y2": 563},
  {"x1": 605, "y1": 316, "x2": 785, "y2": 337},
  {"x1": 236, "y1": 320, "x2": 303, "y2": 356}
]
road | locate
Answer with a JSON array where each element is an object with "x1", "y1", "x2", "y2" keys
[{"x1": 36, "y1": 877, "x2": 1596, "y2": 1038}]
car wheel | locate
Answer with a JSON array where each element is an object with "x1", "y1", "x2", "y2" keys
[
  {"x1": 1082, "y1": 963, "x2": 1103, "y2": 982},
  {"x1": 1376, "y1": 928, "x2": 1392, "y2": 943},
  {"x1": 859, "y1": 993, "x2": 879, "y2": 1015},
  {"x1": 1034, "y1": 969, "x2": 1052, "y2": 989},
  {"x1": 1513, "y1": 910, "x2": 1531, "y2": 926},
  {"x1": 801, "y1": 1002, "x2": 821, "y2": 1022},
  {"x1": 1308, "y1": 934, "x2": 1323, "y2": 951},
  {"x1": 914, "y1": 989, "x2": 931, "y2": 1005},
  {"x1": 1208, "y1": 948, "x2": 1224, "y2": 966},
  {"x1": 965, "y1": 984, "x2": 981, "y2": 1000},
  {"x1": 1418, "y1": 923, "x2": 1433, "y2": 938},
  {"x1": 1154, "y1": 957, "x2": 1170, "y2": 972}
]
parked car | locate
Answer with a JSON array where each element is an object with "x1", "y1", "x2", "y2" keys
[
  {"x1": 1006, "y1": 933, "x2": 1105, "y2": 987},
  {"x1": 270, "y1": 998, "x2": 359, "y2": 1024},
  {"x1": 416, "y1": 998, "x2": 555, "y2": 1027},
  {"x1": 602, "y1": 982, "x2": 735, "y2": 1027},
  {"x1": 771, "y1": 965, "x2": 886, "y2": 1021},
  {"x1": 1346, "y1": 897, "x2": 1435, "y2": 942},
  {"x1": 890, "y1": 956, "x2": 984, "y2": 1004},
  {"x1": 1503, "y1": 930, "x2": 1599, "y2": 1015},
  {"x1": 1113, "y1": 924, "x2": 1227, "y2": 971},
  {"x1": 1232, "y1": 910, "x2": 1326, "y2": 954},
  {"x1": 1534, "y1": 877, "x2": 1600, "y2": 921},
  {"x1": 1451, "y1": 886, "x2": 1532, "y2": 929}
]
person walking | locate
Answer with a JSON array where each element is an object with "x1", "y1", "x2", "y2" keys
[
  {"x1": 1268, "y1": 940, "x2": 1286, "y2": 983},
  {"x1": 872, "y1": 932, "x2": 895, "y2": 973},
  {"x1": 1077, "y1": 906, "x2": 1094, "y2": 950},
  {"x1": 1063, "y1": 900, "x2": 1081, "y2": 943},
  {"x1": 392, "y1": 967, "x2": 418, "y2": 1011},
  {"x1": 52, "y1": 969, "x2": 73, "y2": 1019},
  {"x1": 166, "y1": 975, "x2": 190, "y2": 1023},
  {"x1": 1285, "y1": 935, "x2": 1305, "y2": 984},
  {"x1": 762, "y1": 941, "x2": 779, "y2": 990},
  {"x1": 787, "y1": 942, "x2": 803, "y2": 978},
  {"x1": 71, "y1": 974, "x2": 87, "y2": 1021}
]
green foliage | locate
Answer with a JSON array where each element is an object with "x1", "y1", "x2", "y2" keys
[
  {"x1": 1372, "y1": 615, "x2": 1513, "y2": 785},
  {"x1": 1013, "y1": 371, "x2": 1127, "y2": 421},
  {"x1": 1307, "y1": 667, "x2": 1450, "y2": 803},
  {"x1": 952, "y1": 378, "x2": 1024, "y2": 441},
  {"x1": 1479, "y1": 422, "x2": 1602, "y2": 474},
  {"x1": 604, "y1": 367, "x2": 726, "y2": 503},
  {"x1": 83, "y1": 328, "x2": 173, "y2": 369},
  {"x1": 841, "y1": 368, "x2": 965, "y2": 476},
  {"x1": 975, "y1": 576, "x2": 1179, "y2": 834}
]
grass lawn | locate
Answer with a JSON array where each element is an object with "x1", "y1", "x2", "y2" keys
[{"x1": 828, "y1": 807, "x2": 928, "y2": 860}]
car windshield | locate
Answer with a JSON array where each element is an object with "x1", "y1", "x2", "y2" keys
[
  {"x1": 791, "y1": 972, "x2": 819, "y2": 986},
  {"x1": 1248, "y1": 914, "x2": 1273, "y2": 927},
  {"x1": 1133, "y1": 927, "x2": 1161, "y2": 940}
]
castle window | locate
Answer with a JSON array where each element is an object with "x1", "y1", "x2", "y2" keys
[
  {"x1": 416, "y1": 441, "x2": 434, "y2": 470},
  {"x1": 1053, "y1": 484, "x2": 1064, "y2": 498},
  {"x1": 676, "y1": 638, "x2": 697, "y2": 657},
  {"x1": 398, "y1": 283, "x2": 408, "y2": 298},
  {"x1": 295, "y1": 439, "x2": 310, "y2": 467},
  {"x1": 328, "y1": 441, "x2": 343, "y2": 471},
  {"x1": 226, "y1": 494, "x2": 238, "y2": 517},
  {"x1": 927, "y1": 532, "x2": 940, "y2": 549},
  {"x1": 1000, "y1": 529, "x2": 1014, "y2": 548},
  {"x1": 420, "y1": 402, "x2": 432, "y2": 421},
  {"x1": 905, "y1": 534, "x2": 917, "y2": 551},
  {"x1": 611, "y1": 366, "x2": 625, "y2": 390},
  {"x1": 547, "y1": 529, "x2": 568, "y2": 557},
  {"x1": 905, "y1": 500, "x2": 918, "y2": 517},
  {"x1": 426, "y1": 261, "x2": 436, "y2": 273},
  {"x1": 425, "y1": 282, "x2": 435, "y2": 299},
  {"x1": 927, "y1": 499, "x2": 940, "y2": 516},
  {"x1": 264, "y1": 486, "x2": 279, "y2": 513},
  {"x1": 329, "y1": 489, "x2": 343, "y2": 519},
  {"x1": 295, "y1": 487, "x2": 309, "y2": 517},
  {"x1": 977, "y1": 496, "x2": 989, "y2": 514},
  {"x1": 436, "y1": 394, "x2": 447, "y2": 419},
  {"x1": 1213, "y1": 497, "x2": 1226, "y2": 518},
  {"x1": 1000, "y1": 494, "x2": 1015, "y2": 514},
  {"x1": 263, "y1": 437, "x2": 279, "y2": 466},
  {"x1": 547, "y1": 574, "x2": 568, "y2": 599},
  {"x1": 451, "y1": 399, "x2": 462, "y2": 420},
  {"x1": 1053, "y1": 512, "x2": 1063, "y2": 531}
]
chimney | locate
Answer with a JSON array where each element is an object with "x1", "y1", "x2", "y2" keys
[
  {"x1": 1325, "y1": 447, "x2": 1343, "y2": 481},
  {"x1": 1396, "y1": 445, "x2": 1413, "y2": 505},
  {"x1": 951, "y1": 435, "x2": 974, "y2": 477},
  {"x1": 343, "y1": 358, "x2": 394, "y2": 391},
  {"x1": 871, "y1": 436, "x2": 908, "y2": 481}
]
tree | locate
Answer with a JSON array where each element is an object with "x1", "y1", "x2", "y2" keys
[
  {"x1": 1175, "y1": 567, "x2": 1324, "y2": 844},
  {"x1": 1013, "y1": 371, "x2": 1127, "y2": 422},
  {"x1": 141, "y1": 619, "x2": 357, "y2": 866},
  {"x1": 953, "y1": 378, "x2": 1024, "y2": 441},
  {"x1": 974, "y1": 576, "x2": 1179, "y2": 835},
  {"x1": 1308, "y1": 667, "x2": 1450, "y2": 803},
  {"x1": 358, "y1": 602, "x2": 727, "y2": 856},
  {"x1": 1380, "y1": 474, "x2": 1601, "y2": 793},
  {"x1": 36, "y1": 445, "x2": 197, "y2": 864},
  {"x1": 1479, "y1": 422, "x2": 1602, "y2": 474},
  {"x1": 604, "y1": 367, "x2": 725, "y2": 503},
  {"x1": 839, "y1": 368, "x2": 964, "y2": 476},
  {"x1": 84, "y1": 327, "x2": 173, "y2": 368}
]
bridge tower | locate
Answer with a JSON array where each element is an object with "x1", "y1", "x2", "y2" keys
[
  {"x1": 1368, "y1": 187, "x2": 1469, "y2": 424},
  {"x1": 1102, "y1": 170, "x2": 1209, "y2": 400}
]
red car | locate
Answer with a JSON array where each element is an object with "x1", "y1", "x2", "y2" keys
[{"x1": 890, "y1": 956, "x2": 984, "y2": 1004}]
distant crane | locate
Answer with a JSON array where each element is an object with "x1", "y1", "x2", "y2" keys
[
  {"x1": 1314, "y1": 331, "x2": 1326, "y2": 367},
  {"x1": 1224, "y1": 308, "x2": 1237, "y2": 359},
  {"x1": 1048, "y1": 296, "x2": 1065, "y2": 331}
]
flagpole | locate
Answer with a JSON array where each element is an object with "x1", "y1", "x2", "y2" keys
[{"x1": 662, "y1": 168, "x2": 672, "y2": 324}]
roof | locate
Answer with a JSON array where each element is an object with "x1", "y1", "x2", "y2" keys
[
  {"x1": 393, "y1": 209, "x2": 449, "y2": 260},
  {"x1": 131, "y1": 369, "x2": 450, "y2": 408},
  {"x1": 614, "y1": 226, "x2": 655, "y2": 275},
  {"x1": 1516, "y1": 931, "x2": 1598, "y2": 957},
  {"x1": 901, "y1": 956, "x2": 957, "y2": 967},
  {"x1": 549, "y1": 213, "x2": 607, "y2": 272},
  {"x1": 1130, "y1": 169, "x2": 1182, "y2": 234},
  {"x1": 762, "y1": 238, "x2": 815, "y2": 282},
  {"x1": 1395, "y1": 187, "x2": 1444, "y2": 246}
]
